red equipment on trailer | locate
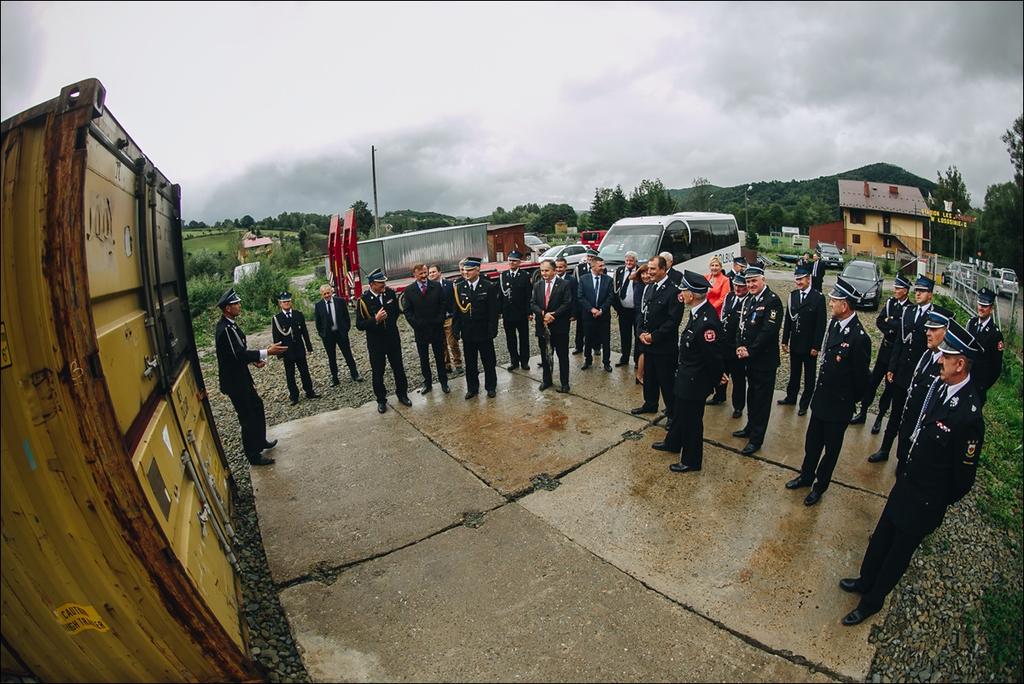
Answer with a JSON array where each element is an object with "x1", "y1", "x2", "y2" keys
[{"x1": 327, "y1": 209, "x2": 362, "y2": 302}]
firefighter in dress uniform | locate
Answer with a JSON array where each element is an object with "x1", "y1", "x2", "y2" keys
[
  {"x1": 272, "y1": 291, "x2": 321, "y2": 406},
  {"x1": 452, "y1": 257, "x2": 501, "y2": 399},
  {"x1": 355, "y1": 268, "x2": 412, "y2": 414},
  {"x1": 851, "y1": 274, "x2": 911, "y2": 433},
  {"x1": 779, "y1": 264, "x2": 827, "y2": 415},
  {"x1": 967, "y1": 287, "x2": 1004, "y2": 405},
  {"x1": 499, "y1": 251, "x2": 534, "y2": 372}
]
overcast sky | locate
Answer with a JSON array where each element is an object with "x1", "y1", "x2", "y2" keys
[{"x1": 3, "y1": 1, "x2": 1021, "y2": 221}]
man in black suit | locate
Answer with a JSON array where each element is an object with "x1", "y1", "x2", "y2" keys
[
  {"x1": 555, "y1": 257, "x2": 583, "y2": 358},
  {"x1": 452, "y1": 257, "x2": 500, "y2": 399},
  {"x1": 732, "y1": 265, "x2": 784, "y2": 455},
  {"x1": 780, "y1": 264, "x2": 827, "y2": 415},
  {"x1": 631, "y1": 255, "x2": 684, "y2": 419},
  {"x1": 851, "y1": 274, "x2": 911, "y2": 431},
  {"x1": 272, "y1": 291, "x2": 321, "y2": 406},
  {"x1": 967, "y1": 287, "x2": 1004, "y2": 405},
  {"x1": 214, "y1": 289, "x2": 286, "y2": 466},
  {"x1": 839, "y1": 321, "x2": 983, "y2": 626},
  {"x1": 572, "y1": 254, "x2": 589, "y2": 354},
  {"x1": 785, "y1": 277, "x2": 871, "y2": 505},
  {"x1": 578, "y1": 251, "x2": 614, "y2": 371},
  {"x1": 428, "y1": 264, "x2": 463, "y2": 374},
  {"x1": 403, "y1": 263, "x2": 450, "y2": 395},
  {"x1": 810, "y1": 252, "x2": 825, "y2": 292},
  {"x1": 531, "y1": 259, "x2": 573, "y2": 392},
  {"x1": 355, "y1": 269, "x2": 412, "y2": 414},
  {"x1": 611, "y1": 251, "x2": 640, "y2": 366},
  {"x1": 313, "y1": 284, "x2": 362, "y2": 386},
  {"x1": 711, "y1": 273, "x2": 750, "y2": 416},
  {"x1": 498, "y1": 251, "x2": 534, "y2": 372},
  {"x1": 870, "y1": 275, "x2": 934, "y2": 463},
  {"x1": 652, "y1": 271, "x2": 725, "y2": 472}
]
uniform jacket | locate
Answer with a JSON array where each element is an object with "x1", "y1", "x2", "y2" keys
[
  {"x1": 889, "y1": 304, "x2": 933, "y2": 389},
  {"x1": 612, "y1": 265, "x2": 639, "y2": 312},
  {"x1": 781, "y1": 287, "x2": 827, "y2": 354},
  {"x1": 403, "y1": 279, "x2": 446, "y2": 341},
  {"x1": 967, "y1": 316, "x2": 1004, "y2": 394},
  {"x1": 810, "y1": 259, "x2": 825, "y2": 291},
  {"x1": 721, "y1": 292, "x2": 747, "y2": 348},
  {"x1": 498, "y1": 268, "x2": 534, "y2": 321},
  {"x1": 667, "y1": 268, "x2": 683, "y2": 286},
  {"x1": 215, "y1": 316, "x2": 260, "y2": 396},
  {"x1": 874, "y1": 296, "x2": 909, "y2": 366},
  {"x1": 272, "y1": 310, "x2": 313, "y2": 360},
  {"x1": 452, "y1": 277, "x2": 500, "y2": 342},
  {"x1": 898, "y1": 351, "x2": 942, "y2": 442},
  {"x1": 355, "y1": 287, "x2": 403, "y2": 346},
  {"x1": 577, "y1": 273, "x2": 614, "y2": 320},
  {"x1": 884, "y1": 381, "x2": 983, "y2": 537},
  {"x1": 737, "y1": 287, "x2": 784, "y2": 372},
  {"x1": 809, "y1": 315, "x2": 871, "y2": 422},
  {"x1": 314, "y1": 296, "x2": 351, "y2": 339},
  {"x1": 637, "y1": 278, "x2": 684, "y2": 356},
  {"x1": 674, "y1": 301, "x2": 725, "y2": 400},
  {"x1": 531, "y1": 277, "x2": 573, "y2": 337},
  {"x1": 558, "y1": 274, "x2": 579, "y2": 316},
  {"x1": 437, "y1": 279, "x2": 456, "y2": 319}
]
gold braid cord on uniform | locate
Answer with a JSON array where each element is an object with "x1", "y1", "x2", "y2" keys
[
  {"x1": 453, "y1": 283, "x2": 472, "y2": 315},
  {"x1": 358, "y1": 297, "x2": 371, "y2": 321}
]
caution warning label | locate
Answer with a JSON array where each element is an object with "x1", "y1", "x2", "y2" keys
[{"x1": 54, "y1": 602, "x2": 110, "y2": 635}]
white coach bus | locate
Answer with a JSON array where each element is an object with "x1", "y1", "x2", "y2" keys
[{"x1": 598, "y1": 212, "x2": 741, "y2": 273}]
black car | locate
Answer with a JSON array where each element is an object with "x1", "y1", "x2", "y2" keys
[
  {"x1": 816, "y1": 242, "x2": 844, "y2": 269},
  {"x1": 840, "y1": 260, "x2": 883, "y2": 310}
]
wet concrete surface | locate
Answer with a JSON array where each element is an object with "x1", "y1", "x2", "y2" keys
[
  {"x1": 255, "y1": 404, "x2": 504, "y2": 583},
  {"x1": 512, "y1": 351, "x2": 645, "y2": 415},
  {"x1": 393, "y1": 367, "x2": 647, "y2": 496},
  {"x1": 520, "y1": 435, "x2": 885, "y2": 681},
  {"x1": 280, "y1": 504, "x2": 832, "y2": 683}
]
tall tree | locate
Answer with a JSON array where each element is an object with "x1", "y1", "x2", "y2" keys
[
  {"x1": 609, "y1": 185, "x2": 628, "y2": 224},
  {"x1": 350, "y1": 200, "x2": 374, "y2": 233},
  {"x1": 589, "y1": 187, "x2": 615, "y2": 230},
  {"x1": 978, "y1": 182, "x2": 1022, "y2": 275},
  {"x1": 688, "y1": 177, "x2": 712, "y2": 212},
  {"x1": 929, "y1": 165, "x2": 972, "y2": 257},
  {"x1": 1002, "y1": 114, "x2": 1024, "y2": 189},
  {"x1": 239, "y1": 214, "x2": 255, "y2": 228}
]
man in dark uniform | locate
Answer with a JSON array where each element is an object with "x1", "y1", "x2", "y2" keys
[
  {"x1": 499, "y1": 251, "x2": 533, "y2": 372},
  {"x1": 839, "y1": 320, "x2": 984, "y2": 626},
  {"x1": 652, "y1": 271, "x2": 724, "y2": 473},
  {"x1": 572, "y1": 253, "x2": 591, "y2": 354},
  {"x1": 785, "y1": 277, "x2": 871, "y2": 505},
  {"x1": 631, "y1": 255, "x2": 684, "y2": 419},
  {"x1": 313, "y1": 283, "x2": 363, "y2": 385},
  {"x1": 892, "y1": 307, "x2": 953, "y2": 476},
  {"x1": 272, "y1": 291, "x2": 321, "y2": 406},
  {"x1": 403, "y1": 263, "x2": 450, "y2": 395},
  {"x1": 612, "y1": 251, "x2": 640, "y2": 367},
  {"x1": 711, "y1": 272, "x2": 750, "y2": 417},
  {"x1": 780, "y1": 264, "x2": 827, "y2": 415},
  {"x1": 355, "y1": 268, "x2": 412, "y2": 414},
  {"x1": 869, "y1": 275, "x2": 934, "y2": 463},
  {"x1": 732, "y1": 265, "x2": 784, "y2": 455},
  {"x1": 531, "y1": 259, "x2": 573, "y2": 392},
  {"x1": 661, "y1": 251, "x2": 684, "y2": 286},
  {"x1": 967, "y1": 287, "x2": 1004, "y2": 405},
  {"x1": 731, "y1": 255, "x2": 748, "y2": 277},
  {"x1": 851, "y1": 274, "x2": 911, "y2": 432},
  {"x1": 452, "y1": 257, "x2": 500, "y2": 399},
  {"x1": 578, "y1": 252, "x2": 614, "y2": 371},
  {"x1": 810, "y1": 252, "x2": 825, "y2": 292},
  {"x1": 428, "y1": 264, "x2": 463, "y2": 375},
  {"x1": 214, "y1": 289, "x2": 286, "y2": 466}
]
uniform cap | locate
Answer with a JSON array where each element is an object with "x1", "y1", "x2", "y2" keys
[
  {"x1": 894, "y1": 274, "x2": 912, "y2": 290},
  {"x1": 977, "y1": 287, "x2": 996, "y2": 306},
  {"x1": 938, "y1": 319, "x2": 981, "y2": 359},
  {"x1": 463, "y1": 257, "x2": 482, "y2": 269},
  {"x1": 733, "y1": 256, "x2": 748, "y2": 266},
  {"x1": 680, "y1": 270, "x2": 711, "y2": 293},
  {"x1": 924, "y1": 305, "x2": 955, "y2": 329},
  {"x1": 731, "y1": 273, "x2": 749, "y2": 286},
  {"x1": 508, "y1": 250, "x2": 523, "y2": 261},
  {"x1": 743, "y1": 265, "x2": 765, "y2": 278},
  {"x1": 367, "y1": 268, "x2": 388, "y2": 283},
  {"x1": 829, "y1": 276, "x2": 861, "y2": 301},
  {"x1": 913, "y1": 275, "x2": 935, "y2": 291},
  {"x1": 794, "y1": 264, "x2": 812, "y2": 278},
  {"x1": 217, "y1": 288, "x2": 241, "y2": 308},
  {"x1": 277, "y1": 291, "x2": 293, "y2": 302},
  {"x1": 585, "y1": 248, "x2": 601, "y2": 257}
]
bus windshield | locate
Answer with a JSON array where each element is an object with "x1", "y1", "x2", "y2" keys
[{"x1": 599, "y1": 225, "x2": 663, "y2": 263}]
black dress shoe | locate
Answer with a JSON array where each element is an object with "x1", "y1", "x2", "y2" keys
[
  {"x1": 465, "y1": 391, "x2": 478, "y2": 400},
  {"x1": 487, "y1": 390, "x2": 496, "y2": 398},
  {"x1": 581, "y1": 362, "x2": 592, "y2": 370},
  {"x1": 557, "y1": 385, "x2": 570, "y2": 393},
  {"x1": 804, "y1": 489, "x2": 823, "y2": 506},
  {"x1": 841, "y1": 606, "x2": 878, "y2": 626},
  {"x1": 777, "y1": 398, "x2": 797, "y2": 405},
  {"x1": 249, "y1": 454, "x2": 275, "y2": 466},
  {"x1": 441, "y1": 384, "x2": 451, "y2": 394},
  {"x1": 539, "y1": 381, "x2": 553, "y2": 391},
  {"x1": 419, "y1": 385, "x2": 433, "y2": 395},
  {"x1": 706, "y1": 397, "x2": 725, "y2": 405},
  {"x1": 521, "y1": 363, "x2": 531, "y2": 370},
  {"x1": 506, "y1": 364, "x2": 518, "y2": 372},
  {"x1": 536, "y1": 362, "x2": 544, "y2": 368},
  {"x1": 850, "y1": 413, "x2": 867, "y2": 425},
  {"x1": 732, "y1": 428, "x2": 750, "y2": 438},
  {"x1": 377, "y1": 402, "x2": 387, "y2": 414},
  {"x1": 572, "y1": 349, "x2": 583, "y2": 355},
  {"x1": 397, "y1": 396, "x2": 413, "y2": 407},
  {"x1": 740, "y1": 442, "x2": 760, "y2": 455},
  {"x1": 262, "y1": 439, "x2": 278, "y2": 451},
  {"x1": 798, "y1": 408, "x2": 807, "y2": 416},
  {"x1": 603, "y1": 363, "x2": 613, "y2": 372},
  {"x1": 290, "y1": 398, "x2": 300, "y2": 406},
  {"x1": 731, "y1": 409, "x2": 743, "y2": 418},
  {"x1": 651, "y1": 441, "x2": 677, "y2": 452},
  {"x1": 306, "y1": 392, "x2": 322, "y2": 399},
  {"x1": 615, "y1": 359, "x2": 629, "y2": 367},
  {"x1": 331, "y1": 377, "x2": 340, "y2": 386},
  {"x1": 631, "y1": 405, "x2": 658, "y2": 415},
  {"x1": 785, "y1": 475, "x2": 812, "y2": 489},
  {"x1": 669, "y1": 463, "x2": 701, "y2": 473},
  {"x1": 867, "y1": 450, "x2": 889, "y2": 463},
  {"x1": 871, "y1": 417, "x2": 884, "y2": 434},
  {"x1": 839, "y1": 578, "x2": 865, "y2": 594},
  {"x1": 352, "y1": 374, "x2": 364, "y2": 383}
]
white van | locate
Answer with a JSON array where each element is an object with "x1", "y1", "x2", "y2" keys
[
  {"x1": 992, "y1": 268, "x2": 1019, "y2": 297},
  {"x1": 598, "y1": 212, "x2": 741, "y2": 272}
]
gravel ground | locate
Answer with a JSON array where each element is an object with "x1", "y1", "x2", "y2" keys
[{"x1": 197, "y1": 273, "x2": 1015, "y2": 683}]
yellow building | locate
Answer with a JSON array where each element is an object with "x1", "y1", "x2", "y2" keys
[{"x1": 838, "y1": 180, "x2": 930, "y2": 261}]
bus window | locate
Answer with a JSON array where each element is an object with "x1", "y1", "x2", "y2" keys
[
  {"x1": 660, "y1": 221, "x2": 690, "y2": 264},
  {"x1": 688, "y1": 221, "x2": 713, "y2": 256},
  {"x1": 709, "y1": 219, "x2": 738, "y2": 250}
]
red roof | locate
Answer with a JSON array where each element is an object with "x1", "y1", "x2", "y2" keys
[{"x1": 242, "y1": 237, "x2": 274, "y2": 249}]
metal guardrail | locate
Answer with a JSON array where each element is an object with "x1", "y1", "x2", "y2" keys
[{"x1": 945, "y1": 264, "x2": 1020, "y2": 349}]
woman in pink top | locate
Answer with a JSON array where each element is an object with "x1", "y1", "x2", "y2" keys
[{"x1": 706, "y1": 255, "x2": 730, "y2": 315}]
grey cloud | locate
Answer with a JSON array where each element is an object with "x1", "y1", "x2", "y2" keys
[{"x1": 0, "y1": 3, "x2": 45, "y2": 120}]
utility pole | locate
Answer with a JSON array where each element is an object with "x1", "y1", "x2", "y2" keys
[
  {"x1": 745, "y1": 185, "x2": 752, "y2": 234},
  {"x1": 371, "y1": 145, "x2": 381, "y2": 239}
]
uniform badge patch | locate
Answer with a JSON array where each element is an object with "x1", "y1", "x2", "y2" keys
[
  {"x1": 769, "y1": 310, "x2": 777, "y2": 321},
  {"x1": 950, "y1": 396, "x2": 959, "y2": 408},
  {"x1": 997, "y1": 341, "x2": 1004, "y2": 351},
  {"x1": 704, "y1": 329, "x2": 717, "y2": 342},
  {"x1": 966, "y1": 441, "x2": 977, "y2": 457}
]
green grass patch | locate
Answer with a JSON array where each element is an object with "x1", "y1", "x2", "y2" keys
[
  {"x1": 183, "y1": 231, "x2": 240, "y2": 255},
  {"x1": 974, "y1": 579, "x2": 1024, "y2": 681}
]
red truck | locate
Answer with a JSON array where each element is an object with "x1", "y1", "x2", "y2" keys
[{"x1": 579, "y1": 229, "x2": 607, "y2": 251}]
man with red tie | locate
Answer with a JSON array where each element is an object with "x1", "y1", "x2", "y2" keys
[
  {"x1": 403, "y1": 263, "x2": 450, "y2": 395},
  {"x1": 531, "y1": 259, "x2": 573, "y2": 392}
]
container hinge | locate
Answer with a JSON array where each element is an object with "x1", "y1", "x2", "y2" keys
[
  {"x1": 181, "y1": 449, "x2": 238, "y2": 569},
  {"x1": 185, "y1": 430, "x2": 236, "y2": 541},
  {"x1": 142, "y1": 356, "x2": 160, "y2": 379}
]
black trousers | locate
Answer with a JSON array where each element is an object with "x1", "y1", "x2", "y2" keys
[
  {"x1": 368, "y1": 336, "x2": 409, "y2": 403},
  {"x1": 799, "y1": 415, "x2": 849, "y2": 492},
  {"x1": 785, "y1": 351, "x2": 817, "y2": 409},
  {"x1": 226, "y1": 387, "x2": 267, "y2": 460},
  {"x1": 584, "y1": 315, "x2": 611, "y2": 365},
  {"x1": 415, "y1": 326, "x2": 448, "y2": 387},
  {"x1": 663, "y1": 398, "x2": 707, "y2": 467},
  {"x1": 503, "y1": 316, "x2": 530, "y2": 367},
  {"x1": 616, "y1": 308, "x2": 635, "y2": 361},
  {"x1": 857, "y1": 512, "x2": 926, "y2": 613},
  {"x1": 573, "y1": 316, "x2": 585, "y2": 352},
  {"x1": 880, "y1": 384, "x2": 909, "y2": 453},
  {"x1": 463, "y1": 337, "x2": 497, "y2": 393},
  {"x1": 283, "y1": 354, "x2": 315, "y2": 401},
  {"x1": 642, "y1": 352, "x2": 677, "y2": 417},
  {"x1": 860, "y1": 354, "x2": 894, "y2": 417},
  {"x1": 744, "y1": 366, "x2": 777, "y2": 445},
  {"x1": 321, "y1": 332, "x2": 358, "y2": 381},
  {"x1": 538, "y1": 331, "x2": 570, "y2": 388},
  {"x1": 718, "y1": 357, "x2": 747, "y2": 410}
]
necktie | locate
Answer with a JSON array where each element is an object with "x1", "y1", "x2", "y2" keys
[
  {"x1": 544, "y1": 281, "x2": 552, "y2": 308},
  {"x1": 594, "y1": 276, "x2": 600, "y2": 299},
  {"x1": 420, "y1": 281, "x2": 427, "y2": 294},
  {"x1": 911, "y1": 378, "x2": 943, "y2": 444},
  {"x1": 800, "y1": 291, "x2": 805, "y2": 305},
  {"x1": 329, "y1": 300, "x2": 337, "y2": 329}
]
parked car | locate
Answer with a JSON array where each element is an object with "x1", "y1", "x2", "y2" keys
[
  {"x1": 991, "y1": 267, "x2": 1019, "y2": 298},
  {"x1": 540, "y1": 243, "x2": 589, "y2": 266},
  {"x1": 523, "y1": 233, "x2": 550, "y2": 259},
  {"x1": 815, "y1": 242, "x2": 844, "y2": 269},
  {"x1": 840, "y1": 260, "x2": 883, "y2": 310}
]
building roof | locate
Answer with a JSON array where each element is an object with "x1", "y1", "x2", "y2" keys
[
  {"x1": 487, "y1": 223, "x2": 526, "y2": 232},
  {"x1": 838, "y1": 179, "x2": 929, "y2": 217},
  {"x1": 242, "y1": 237, "x2": 274, "y2": 249}
]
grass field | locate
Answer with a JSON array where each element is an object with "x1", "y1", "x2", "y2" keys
[{"x1": 181, "y1": 229, "x2": 300, "y2": 255}]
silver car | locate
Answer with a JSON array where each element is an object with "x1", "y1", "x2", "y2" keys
[{"x1": 540, "y1": 243, "x2": 589, "y2": 266}]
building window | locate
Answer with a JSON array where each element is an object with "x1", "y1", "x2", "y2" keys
[
  {"x1": 849, "y1": 209, "x2": 866, "y2": 224},
  {"x1": 883, "y1": 237, "x2": 892, "y2": 249},
  {"x1": 852, "y1": 234, "x2": 861, "y2": 244}
]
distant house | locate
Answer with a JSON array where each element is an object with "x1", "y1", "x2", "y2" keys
[
  {"x1": 838, "y1": 180, "x2": 930, "y2": 262},
  {"x1": 237, "y1": 232, "x2": 275, "y2": 263}
]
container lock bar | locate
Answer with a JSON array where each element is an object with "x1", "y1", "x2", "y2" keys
[
  {"x1": 185, "y1": 431, "x2": 236, "y2": 541},
  {"x1": 180, "y1": 449, "x2": 238, "y2": 569}
]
